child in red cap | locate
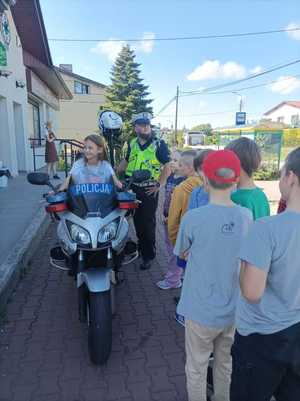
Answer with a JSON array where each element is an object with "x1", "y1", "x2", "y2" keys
[{"x1": 174, "y1": 150, "x2": 252, "y2": 401}]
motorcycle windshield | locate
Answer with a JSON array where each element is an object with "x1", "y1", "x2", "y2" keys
[{"x1": 67, "y1": 183, "x2": 117, "y2": 218}]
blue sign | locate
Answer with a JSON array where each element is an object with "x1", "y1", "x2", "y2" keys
[
  {"x1": 236, "y1": 112, "x2": 246, "y2": 126},
  {"x1": 70, "y1": 183, "x2": 113, "y2": 196}
]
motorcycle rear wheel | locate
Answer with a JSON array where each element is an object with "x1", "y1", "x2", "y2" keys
[{"x1": 87, "y1": 290, "x2": 112, "y2": 365}]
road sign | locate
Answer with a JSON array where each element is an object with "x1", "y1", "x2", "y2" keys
[{"x1": 236, "y1": 112, "x2": 246, "y2": 126}]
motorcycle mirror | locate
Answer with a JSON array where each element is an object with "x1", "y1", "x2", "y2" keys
[
  {"x1": 132, "y1": 170, "x2": 151, "y2": 183},
  {"x1": 27, "y1": 172, "x2": 51, "y2": 186}
]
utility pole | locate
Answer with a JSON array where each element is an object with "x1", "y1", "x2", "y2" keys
[
  {"x1": 232, "y1": 91, "x2": 243, "y2": 112},
  {"x1": 174, "y1": 85, "x2": 179, "y2": 146}
]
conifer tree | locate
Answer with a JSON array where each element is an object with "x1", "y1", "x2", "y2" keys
[{"x1": 101, "y1": 45, "x2": 153, "y2": 145}]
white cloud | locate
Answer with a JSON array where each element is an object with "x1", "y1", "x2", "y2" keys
[
  {"x1": 187, "y1": 60, "x2": 246, "y2": 81},
  {"x1": 199, "y1": 101, "x2": 207, "y2": 108},
  {"x1": 286, "y1": 22, "x2": 300, "y2": 41},
  {"x1": 250, "y1": 65, "x2": 263, "y2": 74},
  {"x1": 222, "y1": 62, "x2": 246, "y2": 79},
  {"x1": 91, "y1": 39, "x2": 125, "y2": 62},
  {"x1": 133, "y1": 32, "x2": 155, "y2": 53},
  {"x1": 187, "y1": 60, "x2": 220, "y2": 81},
  {"x1": 91, "y1": 32, "x2": 155, "y2": 62},
  {"x1": 270, "y1": 76, "x2": 300, "y2": 95}
]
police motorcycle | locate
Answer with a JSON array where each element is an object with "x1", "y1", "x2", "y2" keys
[{"x1": 27, "y1": 111, "x2": 150, "y2": 365}]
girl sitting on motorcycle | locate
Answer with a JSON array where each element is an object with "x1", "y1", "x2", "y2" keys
[{"x1": 58, "y1": 134, "x2": 123, "y2": 191}]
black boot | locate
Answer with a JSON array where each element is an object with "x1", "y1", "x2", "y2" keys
[{"x1": 140, "y1": 259, "x2": 152, "y2": 271}]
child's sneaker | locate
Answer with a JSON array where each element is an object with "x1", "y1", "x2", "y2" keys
[
  {"x1": 174, "y1": 313, "x2": 185, "y2": 327},
  {"x1": 156, "y1": 279, "x2": 182, "y2": 290}
]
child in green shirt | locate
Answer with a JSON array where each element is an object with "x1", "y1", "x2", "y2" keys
[{"x1": 226, "y1": 137, "x2": 270, "y2": 220}]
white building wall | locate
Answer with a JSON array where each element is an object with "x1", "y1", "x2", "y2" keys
[
  {"x1": 265, "y1": 104, "x2": 300, "y2": 126},
  {"x1": 0, "y1": 8, "x2": 29, "y2": 175}
]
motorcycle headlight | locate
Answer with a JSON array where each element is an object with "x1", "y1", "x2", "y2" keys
[
  {"x1": 69, "y1": 223, "x2": 91, "y2": 245},
  {"x1": 98, "y1": 221, "x2": 118, "y2": 243}
]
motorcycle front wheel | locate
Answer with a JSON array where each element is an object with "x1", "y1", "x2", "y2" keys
[{"x1": 87, "y1": 290, "x2": 112, "y2": 365}]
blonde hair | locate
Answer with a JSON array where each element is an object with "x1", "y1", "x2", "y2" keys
[{"x1": 84, "y1": 134, "x2": 109, "y2": 162}]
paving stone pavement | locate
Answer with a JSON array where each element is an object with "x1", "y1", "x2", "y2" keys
[{"x1": 0, "y1": 221, "x2": 188, "y2": 401}]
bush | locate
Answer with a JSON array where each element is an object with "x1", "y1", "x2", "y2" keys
[
  {"x1": 205, "y1": 134, "x2": 219, "y2": 145},
  {"x1": 57, "y1": 157, "x2": 71, "y2": 172},
  {"x1": 254, "y1": 167, "x2": 279, "y2": 181},
  {"x1": 283, "y1": 129, "x2": 300, "y2": 147}
]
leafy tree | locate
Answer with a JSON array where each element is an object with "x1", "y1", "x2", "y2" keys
[
  {"x1": 176, "y1": 130, "x2": 185, "y2": 149},
  {"x1": 190, "y1": 123, "x2": 213, "y2": 136}
]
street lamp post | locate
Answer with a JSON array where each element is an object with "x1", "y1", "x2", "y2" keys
[
  {"x1": 232, "y1": 91, "x2": 243, "y2": 112},
  {"x1": 174, "y1": 86, "x2": 179, "y2": 146}
]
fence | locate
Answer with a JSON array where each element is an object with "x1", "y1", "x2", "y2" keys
[
  {"x1": 212, "y1": 130, "x2": 283, "y2": 171},
  {"x1": 29, "y1": 138, "x2": 84, "y2": 177}
]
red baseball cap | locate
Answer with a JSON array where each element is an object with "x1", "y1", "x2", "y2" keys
[{"x1": 202, "y1": 149, "x2": 241, "y2": 183}]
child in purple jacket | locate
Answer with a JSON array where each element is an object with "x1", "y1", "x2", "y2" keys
[{"x1": 157, "y1": 151, "x2": 186, "y2": 289}]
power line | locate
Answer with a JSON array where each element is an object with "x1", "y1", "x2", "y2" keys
[
  {"x1": 179, "y1": 73, "x2": 300, "y2": 97},
  {"x1": 155, "y1": 59, "x2": 300, "y2": 117},
  {"x1": 49, "y1": 27, "x2": 300, "y2": 43},
  {"x1": 180, "y1": 58, "x2": 300, "y2": 95},
  {"x1": 155, "y1": 96, "x2": 177, "y2": 117}
]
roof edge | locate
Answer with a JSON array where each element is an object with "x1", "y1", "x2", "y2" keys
[
  {"x1": 55, "y1": 66, "x2": 107, "y2": 89},
  {"x1": 32, "y1": 0, "x2": 52, "y2": 67},
  {"x1": 264, "y1": 101, "x2": 300, "y2": 116},
  {"x1": 54, "y1": 68, "x2": 73, "y2": 100}
]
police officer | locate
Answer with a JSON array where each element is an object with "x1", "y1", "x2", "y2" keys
[{"x1": 118, "y1": 112, "x2": 170, "y2": 270}]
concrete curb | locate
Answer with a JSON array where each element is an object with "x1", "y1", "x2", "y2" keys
[{"x1": 0, "y1": 206, "x2": 51, "y2": 309}]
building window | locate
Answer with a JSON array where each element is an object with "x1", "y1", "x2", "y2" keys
[
  {"x1": 277, "y1": 116, "x2": 284, "y2": 123},
  {"x1": 30, "y1": 102, "x2": 42, "y2": 146},
  {"x1": 74, "y1": 81, "x2": 89, "y2": 94},
  {"x1": 291, "y1": 114, "x2": 299, "y2": 127}
]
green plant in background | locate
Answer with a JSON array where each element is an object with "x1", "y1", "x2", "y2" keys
[
  {"x1": 57, "y1": 157, "x2": 71, "y2": 172},
  {"x1": 190, "y1": 123, "x2": 213, "y2": 136},
  {"x1": 283, "y1": 129, "x2": 300, "y2": 147},
  {"x1": 254, "y1": 166, "x2": 280, "y2": 181},
  {"x1": 176, "y1": 130, "x2": 185, "y2": 149},
  {"x1": 205, "y1": 134, "x2": 219, "y2": 145}
]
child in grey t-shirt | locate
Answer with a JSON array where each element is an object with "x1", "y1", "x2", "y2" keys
[
  {"x1": 231, "y1": 147, "x2": 300, "y2": 401},
  {"x1": 175, "y1": 150, "x2": 252, "y2": 401},
  {"x1": 58, "y1": 134, "x2": 122, "y2": 191}
]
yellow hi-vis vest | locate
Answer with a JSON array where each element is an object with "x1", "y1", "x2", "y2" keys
[{"x1": 126, "y1": 138, "x2": 161, "y2": 180}]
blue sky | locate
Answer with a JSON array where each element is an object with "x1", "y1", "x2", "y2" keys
[{"x1": 41, "y1": 0, "x2": 300, "y2": 129}]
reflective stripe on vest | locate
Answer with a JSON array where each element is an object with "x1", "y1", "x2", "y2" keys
[{"x1": 126, "y1": 138, "x2": 161, "y2": 180}]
